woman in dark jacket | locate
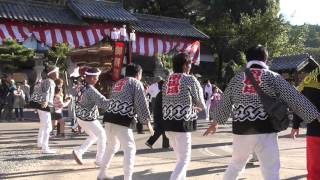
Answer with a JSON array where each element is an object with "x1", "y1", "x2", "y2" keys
[{"x1": 145, "y1": 80, "x2": 170, "y2": 149}]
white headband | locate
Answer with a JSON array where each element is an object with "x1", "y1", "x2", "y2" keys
[
  {"x1": 246, "y1": 60, "x2": 269, "y2": 69},
  {"x1": 85, "y1": 70, "x2": 101, "y2": 76},
  {"x1": 47, "y1": 67, "x2": 59, "y2": 75}
]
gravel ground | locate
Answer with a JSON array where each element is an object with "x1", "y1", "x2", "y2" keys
[{"x1": 0, "y1": 121, "x2": 308, "y2": 180}]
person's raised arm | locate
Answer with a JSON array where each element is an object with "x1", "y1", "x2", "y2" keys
[{"x1": 274, "y1": 74, "x2": 320, "y2": 123}]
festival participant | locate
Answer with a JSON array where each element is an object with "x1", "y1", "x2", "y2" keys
[
  {"x1": 30, "y1": 66, "x2": 59, "y2": 154},
  {"x1": 162, "y1": 53, "x2": 206, "y2": 180},
  {"x1": 98, "y1": 64, "x2": 154, "y2": 180},
  {"x1": 204, "y1": 45, "x2": 320, "y2": 180},
  {"x1": 291, "y1": 67, "x2": 320, "y2": 180},
  {"x1": 72, "y1": 67, "x2": 109, "y2": 166}
]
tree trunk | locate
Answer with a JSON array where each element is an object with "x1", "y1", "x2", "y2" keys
[{"x1": 217, "y1": 48, "x2": 225, "y2": 84}]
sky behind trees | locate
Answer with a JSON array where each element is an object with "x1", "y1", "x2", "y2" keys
[{"x1": 280, "y1": 0, "x2": 320, "y2": 25}]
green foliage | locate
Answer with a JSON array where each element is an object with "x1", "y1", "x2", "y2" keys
[
  {"x1": 222, "y1": 60, "x2": 245, "y2": 84},
  {"x1": 191, "y1": 0, "x2": 291, "y2": 83},
  {"x1": 124, "y1": 0, "x2": 195, "y2": 18},
  {"x1": 45, "y1": 43, "x2": 71, "y2": 72},
  {"x1": 239, "y1": 51, "x2": 247, "y2": 65},
  {"x1": 0, "y1": 39, "x2": 35, "y2": 72},
  {"x1": 2, "y1": 64, "x2": 18, "y2": 72},
  {"x1": 306, "y1": 48, "x2": 320, "y2": 59},
  {"x1": 305, "y1": 25, "x2": 320, "y2": 48},
  {"x1": 159, "y1": 54, "x2": 173, "y2": 70},
  {"x1": 287, "y1": 25, "x2": 307, "y2": 54},
  {"x1": 124, "y1": 0, "x2": 308, "y2": 86},
  {"x1": 235, "y1": 10, "x2": 306, "y2": 57}
]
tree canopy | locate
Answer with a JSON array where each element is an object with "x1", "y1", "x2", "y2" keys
[
  {"x1": 45, "y1": 43, "x2": 71, "y2": 72},
  {"x1": 0, "y1": 39, "x2": 35, "y2": 72},
  {"x1": 124, "y1": 0, "x2": 308, "y2": 84}
]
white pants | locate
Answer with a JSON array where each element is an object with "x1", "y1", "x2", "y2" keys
[
  {"x1": 77, "y1": 118, "x2": 106, "y2": 163},
  {"x1": 205, "y1": 100, "x2": 211, "y2": 120},
  {"x1": 224, "y1": 133, "x2": 280, "y2": 180},
  {"x1": 98, "y1": 123, "x2": 136, "y2": 180},
  {"x1": 37, "y1": 110, "x2": 52, "y2": 150},
  {"x1": 166, "y1": 132, "x2": 191, "y2": 180}
]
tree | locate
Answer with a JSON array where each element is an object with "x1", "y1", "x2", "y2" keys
[
  {"x1": 306, "y1": 47, "x2": 320, "y2": 61},
  {"x1": 189, "y1": 0, "x2": 284, "y2": 83},
  {"x1": 196, "y1": 14, "x2": 239, "y2": 83},
  {"x1": 235, "y1": 10, "x2": 306, "y2": 57},
  {"x1": 123, "y1": 0, "x2": 306, "y2": 85},
  {"x1": 124, "y1": 0, "x2": 197, "y2": 18},
  {"x1": 196, "y1": 1, "x2": 305, "y2": 83},
  {"x1": 0, "y1": 39, "x2": 35, "y2": 72},
  {"x1": 287, "y1": 25, "x2": 307, "y2": 55},
  {"x1": 305, "y1": 24, "x2": 320, "y2": 48},
  {"x1": 45, "y1": 43, "x2": 71, "y2": 72},
  {"x1": 226, "y1": 0, "x2": 280, "y2": 22}
]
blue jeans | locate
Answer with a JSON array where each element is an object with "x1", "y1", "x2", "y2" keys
[{"x1": 15, "y1": 108, "x2": 24, "y2": 119}]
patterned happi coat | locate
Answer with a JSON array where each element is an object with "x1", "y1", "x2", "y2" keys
[
  {"x1": 103, "y1": 77, "x2": 152, "y2": 128},
  {"x1": 162, "y1": 73, "x2": 206, "y2": 132},
  {"x1": 210, "y1": 67, "x2": 320, "y2": 135}
]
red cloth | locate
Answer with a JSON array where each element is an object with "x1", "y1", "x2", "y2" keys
[{"x1": 307, "y1": 136, "x2": 320, "y2": 180}]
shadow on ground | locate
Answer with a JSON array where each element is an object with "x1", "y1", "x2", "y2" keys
[
  {"x1": 282, "y1": 174, "x2": 307, "y2": 180},
  {"x1": 0, "y1": 168, "x2": 97, "y2": 179}
]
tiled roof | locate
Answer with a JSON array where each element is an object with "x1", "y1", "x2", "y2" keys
[
  {"x1": 131, "y1": 13, "x2": 209, "y2": 39},
  {"x1": 0, "y1": 0, "x2": 83, "y2": 25},
  {"x1": 67, "y1": 0, "x2": 137, "y2": 22},
  {"x1": 270, "y1": 54, "x2": 314, "y2": 72}
]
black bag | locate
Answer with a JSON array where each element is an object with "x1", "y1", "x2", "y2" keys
[
  {"x1": 204, "y1": 92, "x2": 208, "y2": 101},
  {"x1": 29, "y1": 101, "x2": 51, "y2": 112},
  {"x1": 245, "y1": 69, "x2": 290, "y2": 131}
]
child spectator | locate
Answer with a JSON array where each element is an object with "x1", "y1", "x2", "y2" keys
[{"x1": 52, "y1": 86, "x2": 71, "y2": 137}]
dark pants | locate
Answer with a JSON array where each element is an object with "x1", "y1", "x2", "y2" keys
[
  {"x1": 150, "y1": 98, "x2": 156, "y2": 114},
  {"x1": 0, "y1": 103, "x2": 4, "y2": 119},
  {"x1": 146, "y1": 129, "x2": 169, "y2": 148},
  {"x1": 3, "y1": 106, "x2": 13, "y2": 120},
  {"x1": 15, "y1": 108, "x2": 24, "y2": 119},
  {"x1": 56, "y1": 123, "x2": 61, "y2": 134},
  {"x1": 136, "y1": 121, "x2": 143, "y2": 133}
]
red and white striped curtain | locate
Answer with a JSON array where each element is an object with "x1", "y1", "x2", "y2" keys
[
  {"x1": 32, "y1": 24, "x2": 112, "y2": 48},
  {"x1": 0, "y1": 21, "x2": 201, "y2": 64},
  {"x1": 0, "y1": 22, "x2": 32, "y2": 44},
  {"x1": 0, "y1": 21, "x2": 112, "y2": 48},
  {"x1": 132, "y1": 34, "x2": 200, "y2": 65}
]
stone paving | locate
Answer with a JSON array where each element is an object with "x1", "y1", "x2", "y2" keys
[{"x1": 0, "y1": 119, "x2": 308, "y2": 180}]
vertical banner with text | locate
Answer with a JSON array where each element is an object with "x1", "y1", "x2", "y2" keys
[{"x1": 112, "y1": 42, "x2": 125, "y2": 81}]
